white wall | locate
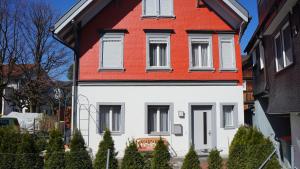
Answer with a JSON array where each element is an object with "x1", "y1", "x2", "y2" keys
[
  {"x1": 291, "y1": 113, "x2": 300, "y2": 168},
  {"x1": 76, "y1": 85, "x2": 244, "y2": 158}
]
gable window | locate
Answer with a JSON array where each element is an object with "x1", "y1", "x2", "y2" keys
[
  {"x1": 99, "y1": 33, "x2": 124, "y2": 70},
  {"x1": 219, "y1": 35, "x2": 236, "y2": 71},
  {"x1": 220, "y1": 103, "x2": 238, "y2": 129},
  {"x1": 145, "y1": 103, "x2": 173, "y2": 135},
  {"x1": 274, "y1": 22, "x2": 293, "y2": 72},
  {"x1": 146, "y1": 33, "x2": 171, "y2": 70},
  {"x1": 189, "y1": 35, "x2": 213, "y2": 70},
  {"x1": 97, "y1": 103, "x2": 125, "y2": 134},
  {"x1": 143, "y1": 0, "x2": 174, "y2": 17}
]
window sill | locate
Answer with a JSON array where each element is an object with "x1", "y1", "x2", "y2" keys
[
  {"x1": 219, "y1": 68, "x2": 238, "y2": 72},
  {"x1": 100, "y1": 131, "x2": 123, "y2": 136},
  {"x1": 98, "y1": 68, "x2": 125, "y2": 72},
  {"x1": 189, "y1": 68, "x2": 215, "y2": 72},
  {"x1": 275, "y1": 62, "x2": 294, "y2": 75},
  {"x1": 141, "y1": 15, "x2": 176, "y2": 19},
  {"x1": 223, "y1": 126, "x2": 235, "y2": 130},
  {"x1": 146, "y1": 67, "x2": 173, "y2": 72},
  {"x1": 148, "y1": 132, "x2": 170, "y2": 136}
]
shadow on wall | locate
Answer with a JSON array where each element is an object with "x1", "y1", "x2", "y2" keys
[{"x1": 80, "y1": 0, "x2": 141, "y2": 56}]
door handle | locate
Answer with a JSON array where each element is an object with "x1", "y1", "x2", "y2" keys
[{"x1": 208, "y1": 131, "x2": 212, "y2": 136}]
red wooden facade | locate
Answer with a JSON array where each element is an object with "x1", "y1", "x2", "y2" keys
[{"x1": 78, "y1": 0, "x2": 243, "y2": 83}]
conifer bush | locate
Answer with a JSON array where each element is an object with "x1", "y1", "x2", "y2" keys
[
  {"x1": 44, "y1": 129, "x2": 65, "y2": 169},
  {"x1": 227, "y1": 126, "x2": 281, "y2": 169},
  {"x1": 207, "y1": 149, "x2": 223, "y2": 169},
  {"x1": 14, "y1": 132, "x2": 40, "y2": 169},
  {"x1": 93, "y1": 129, "x2": 118, "y2": 169},
  {"x1": 0, "y1": 126, "x2": 20, "y2": 169},
  {"x1": 181, "y1": 146, "x2": 200, "y2": 169},
  {"x1": 121, "y1": 139, "x2": 145, "y2": 169},
  {"x1": 65, "y1": 129, "x2": 92, "y2": 169},
  {"x1": 151, "y1": 138, "x2": 171, "y2": 169}
]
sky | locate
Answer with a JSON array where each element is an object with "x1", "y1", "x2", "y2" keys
[{"x1": 51, "y1": 0, "x2": 258, "y2": 79}]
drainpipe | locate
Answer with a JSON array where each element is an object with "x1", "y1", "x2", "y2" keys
[{"x1": 51, "y1": 20, "x2": 80, "y2": 133}]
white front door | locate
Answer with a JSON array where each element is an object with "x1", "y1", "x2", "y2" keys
[{"x1": 192, "y1": 106, "x2": 213, "y2": 154}]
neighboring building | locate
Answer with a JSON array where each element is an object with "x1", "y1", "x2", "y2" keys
[
  {"x1": 244, "y1": 0, "x2": 300, "y2": 168},
  {"x1": 53, "y1": 0, "x2": 248, "y2": 157},
  {"x1": 242, "y1": 55, "x2": 254, "y2": 125},
  {"x1": 1, "y1": 64, "x2": 34, "y2": 114}
]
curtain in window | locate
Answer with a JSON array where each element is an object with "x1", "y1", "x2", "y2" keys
[
  {"x1": 150, "y1": 44, "x2": 157, "y2": 66},
  {"x1": 221, "y1": 40, "x2": 235, "y2": 69},
  {"x1": 192, "y1": 44, "x2": 199, "y2": 67},
  {"x1": 201, "y1": 43, "x2": 208, "y2": 67},
  {"x1": 112, "y1": 106, "x2": 121, "y2": 132},
  {"x1": 100, "y1": 106, "x2": 110, "y2": 132},
  {"x1": 159, "y1": 44, "x2": 167, "y2": 66},
  {"x1": 275, "y1": 36, "x2": 284, "y2": 70},
  {"x1": 159, "y1": 0, "x2": 172, "y2": 16},
  {"x1": 283, "y1": 26, "x2": 293, "y2": 66},
  {"x1": 148, "y1": 107, "x2": 157, "y2": 133},
  {"x1": 160, "y1": 107, "x2": 169, "y2": 132},
  {"x1": 223, "y1": 106, "x2": 234, "y2": 127},
  {"x1": 145, "y1": 0, "x2": 156, "y2": 16}
]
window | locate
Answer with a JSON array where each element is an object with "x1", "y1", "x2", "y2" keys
[
  {"x1": 219, "y1": 35, "x2": 236, "y2": 70},
  {"x1": 97, "y1": 103, "x2": 125, "y2": 134},
  {"x1": 145, "y1": 103, "x2": 173, "y2": 135},
  {"x1": 274, "y1": 22, "x2": 293, "y2": 72},
  {"x1": 143, "y1": 0, "x2": 174, "y2": 17},
  {"x1": 189, "y1": 35, "x2": 213, "y2": 70},
  {"x1": 146, "y1": 33, "x2": 171, "y2": 70},
  {"x1": 99, "y1": 33, "x2": 124, "y2": 70},
  {"x1": 220, "y1": 103, "x2": 237, "y2": 129}
]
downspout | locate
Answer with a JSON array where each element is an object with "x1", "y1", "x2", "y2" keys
[{"x1": 51, "y1": 20, "x2": 80, "y2": 133}]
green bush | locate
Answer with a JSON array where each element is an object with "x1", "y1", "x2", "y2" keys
[
  {"x1": 227, "y1": 126, "x2": 281, "y2": 169},
  {"x1": 207, "y1": 149, "x2": 222, "y2": 169},
  {"x1": 65, "y1": 129, "x2": 92, "y2": 169},
  {"x1": 0, "y1": 126, "x2": 20, "y2": 169},
  {"x1": 181, "y1": 146, "x2": 200, "y2": 169},
  {"x1": 93, "y1": 129, "x2": 118, "y2": 169},
  {"x1": 151, "y1": 138, "x2": 171, "y2": 169},
  {"x1": 14, "y1": 132, "x2": 40, "y2": 169},
  {"x1": 44, "y1": 129, "x2": 65, "y2": 169},
  {"x1": 121, "y1": 140, "x2": 145, "y2": 169}
]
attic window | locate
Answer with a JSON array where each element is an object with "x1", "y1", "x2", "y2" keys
[{"x1": 197, "y1": 0, "x2": 205, "y2": 8}]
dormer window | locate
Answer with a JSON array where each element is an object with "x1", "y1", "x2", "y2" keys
[{"x1": 143, "y1": 0, "x2": 174, "y2": 17}]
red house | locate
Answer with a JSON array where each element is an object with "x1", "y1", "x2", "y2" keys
[{"x1": 53, "y1": 0, "x2": 248, "y2": 157}]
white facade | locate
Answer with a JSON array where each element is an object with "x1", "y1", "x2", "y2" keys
[{"x1": 76, "y1": 84, "x2": 244, "y2": 158}]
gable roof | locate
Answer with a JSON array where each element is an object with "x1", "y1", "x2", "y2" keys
[{"x1": 53, "y1": 0, "x2": 249, "y2": 48}]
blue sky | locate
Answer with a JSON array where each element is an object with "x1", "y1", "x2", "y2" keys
[{"x1": 52, "y1": 0, "x2": 258, "y2": 80}]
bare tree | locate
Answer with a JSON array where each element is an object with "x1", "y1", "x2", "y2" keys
[
  {"x1": 11, "y1": 0, "x2": 71, "y2": 113},
  {"x1": 0, "y1": 0, "x2": 24, "y2": 112}
]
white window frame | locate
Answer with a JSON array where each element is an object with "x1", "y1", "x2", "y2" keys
[
  {"x1": 145, "y1": 103, "x2": 174, "y2": 136},
  {"x1": 218, "y1": 35, "x2": 237, "y2": 71},
  {"x1": 99, "y1": 33, "x2": 124, "y2": 70},
  {"x1": 142, "y1": 0, "x2": 174, "y2": 17},
  {"x1": 96, "y1": 102, "x2": 125, "y2": 135},
  {"x1": 188, "y1": 34, "x2": 214, "y2": 71},
  {"x1": 259, "y1": 42, "x2": 265, "y2": 70},
  {"x1": 146, "y1": 33, "x2": 171, "y2": 70},
  {"x1": 243, "y1": 81, "x2": 247, "y2": 91},
  {"x1": 274, "y1": 22, "x2": 293, "y2": 72},
  {"x1": 220, "y1": 103, "x2": 238, "y2": 129}
]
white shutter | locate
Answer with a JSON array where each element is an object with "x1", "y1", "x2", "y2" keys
[
  {"x1": 102, "y1": 38, "x2": 122, "y2": 68},
  {"x1": 145, "y1": 0, "x2": 156, "y2": 16},
  {"x1": 220, "y1": 39, "x2": 235, "y2": 69},
  {"x1": 159, "y1": 0, "x2": 172, "y2": 16}
]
